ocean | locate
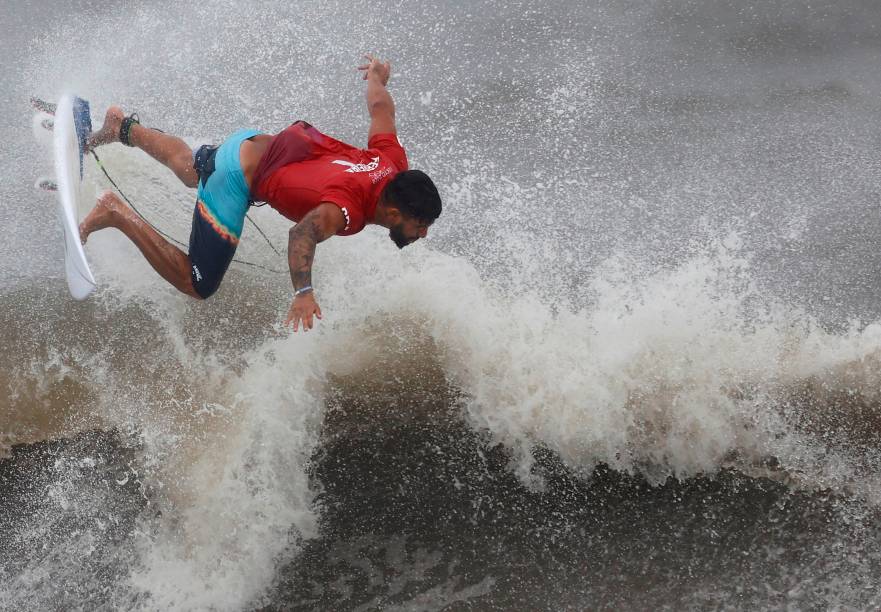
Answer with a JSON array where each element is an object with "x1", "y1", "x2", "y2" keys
[{"x1": 2, "y1": 0, "x2": 881, "y2": 609}]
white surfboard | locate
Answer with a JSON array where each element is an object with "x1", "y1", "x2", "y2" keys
[{"x1": 52, "y1": 94, "x2": 97, "y2": 300}]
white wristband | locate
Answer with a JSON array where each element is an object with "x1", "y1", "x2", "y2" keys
[{"x1": 294, "y1": 285, "x2": 313, "y2": 297}]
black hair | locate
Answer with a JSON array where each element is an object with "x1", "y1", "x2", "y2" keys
[{"x1": 383, "y1": 170, "x2": 442, "y2": 222}]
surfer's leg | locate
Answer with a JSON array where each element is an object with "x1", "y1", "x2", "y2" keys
[
  {"x1": 89, "y1": 107, "x2": 199, "y2": 188},
  {"x1": 128, "y1": 123, "x2": 200, "y2": 188},
  {"x1": 79, "y1": 192, "x2": 202, "y2": 298}
]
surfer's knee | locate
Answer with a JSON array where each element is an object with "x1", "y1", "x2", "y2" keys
[
  {"x1": 186, "y1": 239, "x2": 234, "y2": 300},
  {"x1": 191, "y1": 280, "x2": 218, "y2": 299},
  {"x1": 181, "y1": 171, "x2": 200, "y2": 190},
  {"x1": 176, "y1": 151, "x2": 200, "y2": 188},
  {"x1": 185, "y1": 278, "x2": 207, "y2": 299},
  {"x1": 189, "y1": 262, "x2": 222, "y2": 299}
]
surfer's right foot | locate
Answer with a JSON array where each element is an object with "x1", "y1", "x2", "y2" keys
[
  {"x1": 86, "y1": 106, "x2": 125, "y2": 149},
  {"x1": 79, "y1": 191, "x2": 125, "y2": 243}
]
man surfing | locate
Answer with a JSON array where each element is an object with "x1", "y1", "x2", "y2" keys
[{"x1": 80, "y1": 55, "x2": 442, "y2": 331}]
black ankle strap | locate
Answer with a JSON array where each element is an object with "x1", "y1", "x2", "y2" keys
[{"x1": 119, "y1": 113, "x2": 140, "y2": 146}]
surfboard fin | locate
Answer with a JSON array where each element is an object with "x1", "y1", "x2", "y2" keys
[
  {"x1": 35, "y1": 177, "x2": 58, "y2": 192},
  {"x1": 32, "y1": 96, "x2": 91, "y2": 161},
  {"x1": 30, "y1": 96, "x2": 57, "y2": 115}
]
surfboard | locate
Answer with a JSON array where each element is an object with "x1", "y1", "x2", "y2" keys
[{"x1": 34, "y1": 95, "x2": 97, "y2": 300}]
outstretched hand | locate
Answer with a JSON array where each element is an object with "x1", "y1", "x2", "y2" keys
[
  {"x1": 284, "y1": 292, "x2": 323, "y2": 332},
  {"x1": 358, "y1": 54, "x2": 391, "y2": 85}
]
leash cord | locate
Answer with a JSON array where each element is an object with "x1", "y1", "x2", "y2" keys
[{"x1": 89, "y1": 150, "x2": 286, "y2": 274}]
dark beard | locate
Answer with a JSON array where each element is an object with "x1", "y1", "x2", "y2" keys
[{"x1": 389, "y1": 224, "x2": 410, "y2": 249}]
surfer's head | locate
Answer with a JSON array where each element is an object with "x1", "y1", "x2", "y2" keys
[{"x1": 379, "y1": 170, "x2": 442, "y2": 249}]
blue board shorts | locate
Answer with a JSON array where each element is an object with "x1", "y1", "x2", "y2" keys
[{"x1": 189, "y1": 128, "x2": 260, "y2": 298}]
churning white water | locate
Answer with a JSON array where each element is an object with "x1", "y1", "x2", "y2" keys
[{"x1": 3, "y1": 0, "x2": 881, "y2": 609}]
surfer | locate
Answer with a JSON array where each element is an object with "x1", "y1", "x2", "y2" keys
[{"x1": 79, "y1": 55, "x2": 441, "y2": 331}]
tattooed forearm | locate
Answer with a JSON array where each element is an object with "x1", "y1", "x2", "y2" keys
[
  {"x1": 286, "y1": 204, "x2": 345, "y2": 292},
  {"x1": 288, "y1": 215, "x2": 323, "y2": 290}
]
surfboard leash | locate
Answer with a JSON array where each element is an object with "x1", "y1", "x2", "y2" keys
[{"x1": 89, "y1": 150, "x2": 287, "y2": 275}]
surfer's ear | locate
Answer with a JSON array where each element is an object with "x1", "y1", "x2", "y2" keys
[
  {"x1": 375, "y1": 193, "x2": 400, "y2": 224},
  {"x1": 385, "y1": 206, "x2": 402, "y2": 224}
]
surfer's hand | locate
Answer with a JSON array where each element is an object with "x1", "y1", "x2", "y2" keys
[
  {"x1": 358, "y1": 54, "x2": 390, "y2": 85},
  {"x1": 285, "y1": 292, "x2": 322, "y2": 332}
]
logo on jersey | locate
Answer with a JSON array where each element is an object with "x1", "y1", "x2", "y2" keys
[
  {"x1": 369, "y1": 166, "x2": 394, "y2": 184},
  {"x1": 332, "y1": 157, "x2": 380, "y2": 173}
]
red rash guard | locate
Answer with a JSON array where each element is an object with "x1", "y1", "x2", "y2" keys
[{"x1": 250, "y1": 121, "x2": 409, "y2": 236}]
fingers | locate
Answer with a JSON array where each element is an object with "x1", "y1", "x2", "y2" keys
[
  {"x1": 285, "y1": 312, "x2": 299, "y2": 331},
  {"x1": 284, "y1": 303, "x2": 298, "y2": 330},
  {"x1": 302, "y1": 306, "x2": 322, "y2": 330},
  {"x1": 358, "y1": 54, "x2": 387, "y2": 71},
  {"x1": 284, "y1": 304, "x2": 322, "y2": 332},
  {"x1": 358, "y1": 56, "x2": 374, "y2": 80}
]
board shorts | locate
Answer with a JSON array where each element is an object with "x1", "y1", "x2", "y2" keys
[{"x1": 189, "y1": 128, "x2": 261, "y2": 298}]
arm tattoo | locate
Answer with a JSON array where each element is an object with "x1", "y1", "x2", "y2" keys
[{"x1": 288, "y1": 214, "x2": 323, "y2": 290}]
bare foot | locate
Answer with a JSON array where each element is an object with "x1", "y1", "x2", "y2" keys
[
  {"x1": 79, "y1": 191, "x2": 125, "y2": 243},
  {"x1": 86, "y1": 106, "x2": 125, "y2": 150}
]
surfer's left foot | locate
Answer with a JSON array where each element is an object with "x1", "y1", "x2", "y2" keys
[
  {"x1": 86, "y1": 106, "x2": 125, "y2": 149},
  {"x1": 79, "y1": 191, "x2": 125, "y2": 243}
]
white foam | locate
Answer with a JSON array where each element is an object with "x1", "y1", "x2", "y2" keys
[
  {"x1": 58, "y1": 217, "x2": 881, "y2": 607},
  {"x1": 313, "y1": 235, "x2": 881, "y2": 500}
]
